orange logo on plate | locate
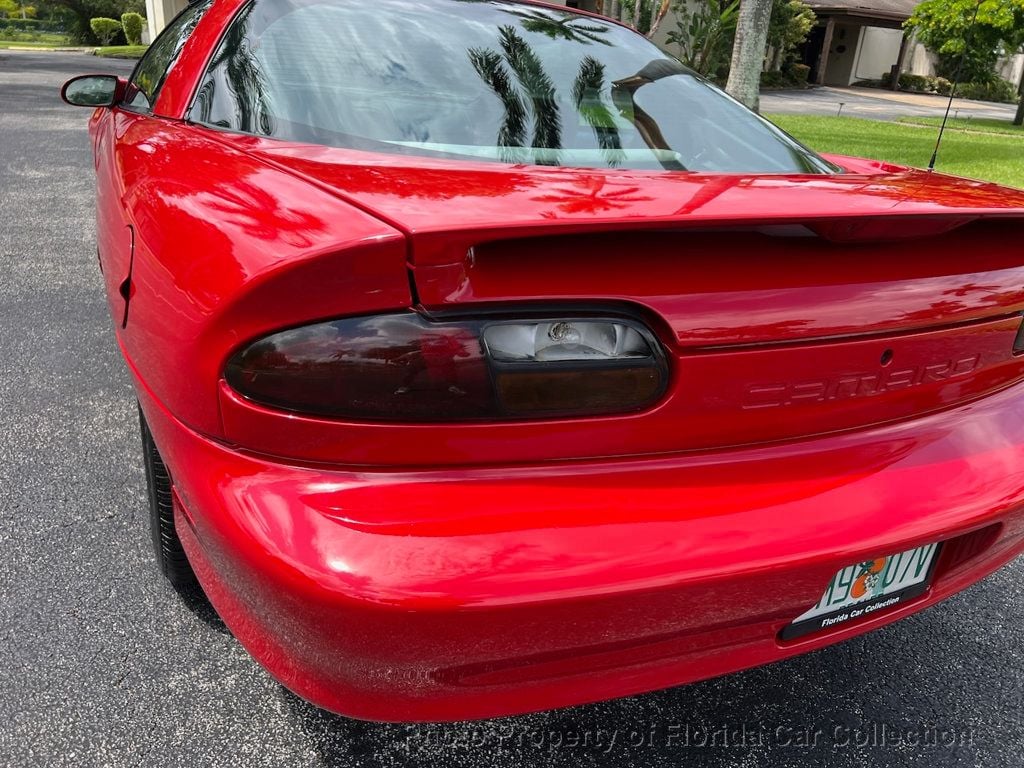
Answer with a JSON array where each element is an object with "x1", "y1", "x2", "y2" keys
[{"x1": 850, "y1": 558, "x2": 887, "y2": 599}]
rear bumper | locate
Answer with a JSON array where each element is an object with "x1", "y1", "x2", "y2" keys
[{"x1": 139, "y1": 380, "x2": 1024, "y2": 722}]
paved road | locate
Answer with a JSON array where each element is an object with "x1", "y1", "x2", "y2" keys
[
  {"x1": 763, "y1": 85, "x2": 1018, "y2": 121},
  {"x1": 2, "y1": 49, "x2": 1023, "y2": 768}
]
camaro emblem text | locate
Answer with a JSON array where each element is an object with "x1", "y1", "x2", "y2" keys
[{"x1": 742, "y1": 355, "x2": 981, "y2": 409}]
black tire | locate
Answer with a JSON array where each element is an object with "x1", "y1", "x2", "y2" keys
[{"x1": 139, "y1": 405, "x2": 197, "y2": 589}]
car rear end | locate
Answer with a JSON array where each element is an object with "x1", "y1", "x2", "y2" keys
[
  {"x1": 120, "y1": 0, "x2": 1024, "y2": 722},
  {"x1": 138, "y1": 174, "x2": 1024, "y2": 720}
]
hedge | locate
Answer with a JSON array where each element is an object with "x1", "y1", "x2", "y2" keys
[
  {"x1": 89, "y1": 16, "x2": 121, "y2": 46},
  {"x1": 120, "y1": 12, "x2": 143, "y2": 45},
  {"x1": 879, "y1": 71, "x2": 1017, "y2": 103},
  {"x1": 3, "y1": 18, "x2": 65, "y2": 33}
]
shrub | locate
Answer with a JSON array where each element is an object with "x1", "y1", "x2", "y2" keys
[
  {"x1": 787, "y1": 62, "x2": 810, "y2": 84},
  {"x1": 760, "y1": 70, "x2": 788, "y2": 88},
  {"x1": 880, "y1": 72, "x2": 943, "y2": 93},
  {"x1": 899, "y1": 73, "x2": 931, "y2": 92},
  {"x1": 767, "y1": 0, "x2": 816, "y2": 70},
  {"x1": 760, "y1": 67, "x2": 813, "y2": 90},
  {"x1": 933, "y1": 77, "x2": 952, "y2": 96},
  {"x1": 0, "y1": 25, "x2": 15, "y2": 40},
  {"x1": 666, "y1": 0, "x2": 739, "y2": 79},
  {"x1": 89, "y1": 16, "x2": 120, "y2": 46},
  {"x1": 956, "y1": 78, "x2": 1018, "y2": 104},
  {"x1": 4, "y1": 18, "x2": 52, "y2": 31},
  {"x1": 877, "y1": 71, "x2": 1017, "y2": 103},
  {"x1": 120, "y1": 11, "x2": 143, "y2": 45}
]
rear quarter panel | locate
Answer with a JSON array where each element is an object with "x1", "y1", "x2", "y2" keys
[
  {"x1": 91, "y1": 108, "x2": 135, "y2": 327},
  {"x1": 108, "y1": 116, "x2": 411, "y2": 435}
]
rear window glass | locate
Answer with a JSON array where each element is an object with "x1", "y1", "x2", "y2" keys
[{"x1": 190, "y1": 0, "x2": 833, "y2": 174}]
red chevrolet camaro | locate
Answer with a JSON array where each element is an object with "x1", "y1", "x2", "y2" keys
[{"x1": 62, "y1": 0, "x2": 1024, "y2": 722}]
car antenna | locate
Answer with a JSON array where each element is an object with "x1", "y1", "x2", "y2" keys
[{"x1": 928, "y1": 0, "x2": 984, "y2": 171}]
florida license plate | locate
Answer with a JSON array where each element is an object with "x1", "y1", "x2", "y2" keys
[{"x1": 780, "y1": 542, "x2": 940, "y2": 641}]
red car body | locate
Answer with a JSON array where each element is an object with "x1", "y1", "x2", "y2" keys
[{"x1": 71, "y1": 0, "x2": 1024, "y2": 722}]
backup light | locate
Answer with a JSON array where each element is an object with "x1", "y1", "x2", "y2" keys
[
  {"x1": 225, "y1": 312, "x2": 667, "y2": 421},
  {"x1": 483, "y1": 321, "x2": 652, "y2": 362}
]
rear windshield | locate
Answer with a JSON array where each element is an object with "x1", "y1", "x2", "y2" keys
[{"x1": 190, "y1": 0, "x2": 833, "y2": 174}]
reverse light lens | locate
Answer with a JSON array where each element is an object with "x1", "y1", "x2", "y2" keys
[
  {"x1": 225, "y1": 312, "x2": 667, "y2": 421},
  {"x1": 483, "y1": 321, "x2": 652, "y2": 362}
]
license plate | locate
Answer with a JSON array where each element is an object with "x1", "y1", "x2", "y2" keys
[{"x1": 780, "y1": 542, "x2": 940, "y2": 641}]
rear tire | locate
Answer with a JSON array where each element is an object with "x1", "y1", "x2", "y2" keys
[{"x1": 139, "y1": 405, "x2": 197, "y2": 589}]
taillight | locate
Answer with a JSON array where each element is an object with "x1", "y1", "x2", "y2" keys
[{"x1": 224, "y1": 312, "x2": 667, "y2": 421}]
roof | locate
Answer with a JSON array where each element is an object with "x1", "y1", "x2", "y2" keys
[{"x1": 805, "y1": 0, "x2": 918, "y2": 22}]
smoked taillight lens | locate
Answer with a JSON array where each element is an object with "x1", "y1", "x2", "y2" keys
[
  {"x1": 225, "y1": 312, "x2": 667, "y2": 421},
  {"x1": 225, "y1": 314, "x2": 493, "y2": 420}
]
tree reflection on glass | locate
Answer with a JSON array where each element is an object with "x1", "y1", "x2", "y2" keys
[
  {"x1": 501, "y1": 7, "x2": 613, "y2": 46},
  {"x1": 572, "y1": 56, "x2": 625, "y2": 168},
  {"x1": 469, "y1": 25, "x2": 562, "y2": 165},
  {"x1": 533, "y1": 176, "x2": 653, "y2": 214},
  {"x1": 468, "y1": 48, "x2": 529, "y2": 164},
  {"x1": 192, "y1": 5, "x2": 274, "y2": 136},
  {"x1": 498, "y1": 25, "x2": 562, "y2": 162}
]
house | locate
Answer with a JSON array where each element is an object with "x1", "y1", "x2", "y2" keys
[
  {"x1": 146, "y1": 0, "x2": 187, "y2": 43},
  {"x1": 797, "y1": 0, "x2": 913, "y2": 85},
  {"x1": 795, "y1": 0, "x2": 1023, "y2": 87},
  {"x1": 554, "y1": 0, "x2": 912, "y2": 83},
  {"x1": 561, "y1": 0, "x2": 1023, "y2": 90}
]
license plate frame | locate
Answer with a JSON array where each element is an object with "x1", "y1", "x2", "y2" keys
[{"x1": 780, "y1": 542, "x2": 942, "y2": 641}]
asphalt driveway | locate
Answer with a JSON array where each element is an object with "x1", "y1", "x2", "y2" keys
[
  {"x1": 762, "y1": 85, "x2": 1019, "y2": 121},
  {"x1": 2, "y1": 50, "x2": 1023, "y2": 768}
]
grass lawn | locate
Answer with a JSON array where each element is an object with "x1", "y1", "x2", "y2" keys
[
  {"x1": 896, "y1": 116, "x2": 1024, "y2": 137},
  {"x1": 0, "y1": 41, "x2": 70, "y2": 48},
  {"x1": 0, "y1": 31, "x2": 73, "y2": 48},
  {"x1": 768, "y1": 114, "x2": 1024, "y2": 190},
  {"x1": 93, "y1": 45, "x2": 148, "y2": 59}
]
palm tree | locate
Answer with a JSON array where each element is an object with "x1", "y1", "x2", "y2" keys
[{"x1": 725, "y1": 0, "x2": 774, "y2": 111}]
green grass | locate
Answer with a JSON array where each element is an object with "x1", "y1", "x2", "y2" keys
[
  {"x1": 0, "y1": 31, "x2": 73, "y2": 48},
  {"x1": 0, "y1": 40, "x2": 69, "y2": 48},
  {"x1": 93, "y1": 45, "x2": 148, "y2": 59},
  {"x1": 768, "y1": 114, "x2": 1024, "y2": 190},
  {"x1": 896, "y1": 116, "x2": 1024, "y2": 137}
]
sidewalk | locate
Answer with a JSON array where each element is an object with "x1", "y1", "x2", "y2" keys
[{"x1": 762, "y1": 85, "x2": 1017, "y2": 122}]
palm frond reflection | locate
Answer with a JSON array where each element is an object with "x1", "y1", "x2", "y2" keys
[
  {"x1": 468, "y1": 48, "x2": 529, "y2": 164},
  {"x1": 573, "y1": 56, "x2": 625, "y2": 168},
  {"x1": 192, "y1": 6, "x2": 274, "y2": 136},
  {"x1": 498, "y1": 25, "x2": 562, "y2": 163},
  {"x1": 501, "y1": 8, "x2": 614, "y2": 46}
]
